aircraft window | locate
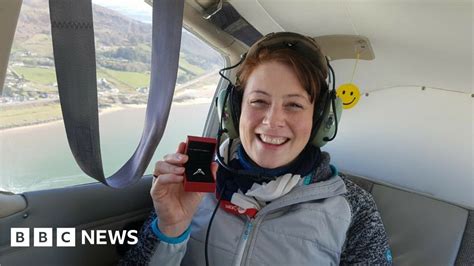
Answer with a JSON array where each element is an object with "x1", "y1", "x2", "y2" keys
[{"x1": 0, "y1": 0, "x2": 223, "y2": 193}]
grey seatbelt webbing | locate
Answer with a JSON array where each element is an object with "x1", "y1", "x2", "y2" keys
[
  {"x1": 49, "y1": 0, "x2": 104, "y2": 180},
  {"x1": 49, "y1": 0, "x2": 184, "y2": 188}
]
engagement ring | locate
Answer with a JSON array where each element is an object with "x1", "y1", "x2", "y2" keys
[{"x1": 193, "y1": 168, "x2": 206, "y2": 176}]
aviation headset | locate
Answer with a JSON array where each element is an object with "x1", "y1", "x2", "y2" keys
[{"x1": 216, "y1": 32, "x2": 342, "y2": 149}]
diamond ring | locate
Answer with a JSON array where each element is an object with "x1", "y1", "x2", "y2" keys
[{"x1": 193, "y1": 168, "x2": 206, "y2": 176}]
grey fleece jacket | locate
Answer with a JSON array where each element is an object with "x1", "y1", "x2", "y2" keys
[{"x1": 119, "y1": 153, "x2": 392, "y2": 265}]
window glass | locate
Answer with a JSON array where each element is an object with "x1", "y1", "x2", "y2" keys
[{"x1": 0, "y1": 0, "x2": 224, "y2": 193}]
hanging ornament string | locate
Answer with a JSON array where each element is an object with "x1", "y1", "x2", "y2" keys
[{"x1": 350, "y1": 52, "x2": 360, "y2": 84}]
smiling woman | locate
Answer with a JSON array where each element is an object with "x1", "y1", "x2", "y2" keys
[{"x1": 120, "y1": 32, "x2": 392, "y2": 266}]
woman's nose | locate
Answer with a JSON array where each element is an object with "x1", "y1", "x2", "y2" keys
[{"x1": 262, "y1": 105, "x2": 285, "y2": 128}]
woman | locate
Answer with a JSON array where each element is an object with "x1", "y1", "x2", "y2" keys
[{"x1": 120, "y1": 32, "x2": 392, "y2": 265}]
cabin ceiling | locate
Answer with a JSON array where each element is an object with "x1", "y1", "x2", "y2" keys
[{"x1": 225, "y1": 0, "x2": 473, "y2": 94}]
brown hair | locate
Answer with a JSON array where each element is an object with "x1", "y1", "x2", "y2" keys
[{"x1": 235, "y1": 47, "x2": 326, "y2": 103}]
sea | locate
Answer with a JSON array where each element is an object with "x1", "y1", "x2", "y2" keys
[{"x1": 0, "y1": 103, "x2": 211, "y2": 193}]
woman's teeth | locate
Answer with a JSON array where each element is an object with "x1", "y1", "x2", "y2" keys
[{"x1": 259, "y1": 134, "x2": 288, "y2": 145}]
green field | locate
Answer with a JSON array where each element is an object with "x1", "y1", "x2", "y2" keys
[
  {"x1": 12, "y1": 66, "x2": 153, "y2": 93},
  {"x1": 12, "y1": 56, "x2": 206, "y2": 93},
  {"x1": 12, "y1": 66, "x2": 204, "y2": 91},
  {"x1": 0, "y1": 103, "x2": 62, "y2": 129},
  {"x1": 21, "y1": 34, "x2": 54, "y2": 57},
  {"x1": 10, "y1": 35, "x2": 53, "y2": 65},
  {"x1": 179, "y1": 56, "x2": 206, "y2": 76},
  {"x1": 13, "y1": 66, "x2": 56, "y2": 84},
  {"x1": 97, "y1": 68, "x2": 150, "y2": 92}
]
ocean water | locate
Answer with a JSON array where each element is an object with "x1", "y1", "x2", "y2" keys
[{"x1": 0, "y1": 103, "x2": 211, "y2": 193}]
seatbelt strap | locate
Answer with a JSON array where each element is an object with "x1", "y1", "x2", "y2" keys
[{"x1": 49, "y1": 0, "x2": 184, "y2": 188}]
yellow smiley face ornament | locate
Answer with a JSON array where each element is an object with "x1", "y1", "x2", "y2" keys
[{"x1": 336, "y1": 83, "x2": 361, "y2": 109}]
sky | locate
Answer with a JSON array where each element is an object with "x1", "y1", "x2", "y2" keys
[
  {"x1": 92, "y1": 0, "x2": 151, "y2": 11},
  {"x1": 92, "y1": 0, "x2": 152, "y2": 23}
]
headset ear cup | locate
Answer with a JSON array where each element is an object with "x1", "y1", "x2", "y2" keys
[
  {"x1": 228, "y1": 86, "x2": 243, "y2": 138},
  {"x1": 311, "y1": 96, "x2": 342, "y2": 147},
  {"x1": 230, "y1": 86, "x2": 242, "y2": 126},
  {"x1": 216, "y1": 86, "x2": 240, "y2": 139}
]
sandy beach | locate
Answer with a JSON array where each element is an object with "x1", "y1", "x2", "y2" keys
[
  {"x1": 0, "y1": 96, "x2": 214, "y2": 134},
  {"x1": 0, "y1": 104, "x2": 141, "y2": 134}
]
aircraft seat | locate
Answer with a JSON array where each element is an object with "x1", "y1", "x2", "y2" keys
[{"x1": 345, "y1": 174, "x2": 473, "y2": 266}]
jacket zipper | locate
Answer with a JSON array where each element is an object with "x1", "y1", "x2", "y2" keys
[
  {"x1": 237, "y1": 195, "x2": 325, "y2": 265},
  {"x1": 239, "y1": 201, "x2": 310, "y2": 265},
  {"x1": 241, "y1": 215, "x2": 268, "y2": 266},
  {"x1": 238, "y1": 203, "x2": 298, "y2": 265},
  {"x1": 232, "y1": 218, "x2": 254, "y2": 266}
]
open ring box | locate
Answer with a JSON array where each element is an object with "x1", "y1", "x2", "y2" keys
[{"x1": 183, "y1": 136, "x2": 217, "y2": 192}]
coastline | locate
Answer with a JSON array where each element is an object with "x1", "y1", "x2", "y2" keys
[
  {"x1": 0, "y1": 100, "x2": 212, "y2": 133},
  {"x1": 1, "y1": 69, "x2": 218, "y2": 133},
  {"x1": 0, "y1": 104, "x2": 143, "y2": 133}
]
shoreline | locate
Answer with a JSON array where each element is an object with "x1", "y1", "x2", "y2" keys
[
  {"x1": 1, "y1": 70, "x2": 218, "y2": 132},
  {"x1": 0, "y1": 104, "x2": 144, "y2": 133},
  {"x1": 0, "y1": 100, "x2": 211, "y2": 133}
]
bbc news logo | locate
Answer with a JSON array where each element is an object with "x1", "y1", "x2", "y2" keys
[{"x1": 11, "y1": 228, "x2": 138, "y2": 247}]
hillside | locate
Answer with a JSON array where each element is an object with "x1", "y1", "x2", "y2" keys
[
  {"x1": 12, "y1": 0, "x2": 222, "y2": 79},
  {"x1": 1, "y1": 0, "x2": 223, "y2": 129}
]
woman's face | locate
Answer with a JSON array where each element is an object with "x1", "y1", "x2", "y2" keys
[{"x1": 239, "y1": 61, "x2": 314, "y2": 168}]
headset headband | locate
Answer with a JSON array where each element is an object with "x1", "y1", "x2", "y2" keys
[{"x1": 246, "y1": 32, "x2": 328, "y2": 79}]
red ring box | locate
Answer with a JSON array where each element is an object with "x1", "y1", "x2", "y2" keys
[{"x1": 183, "y1": 136, "x2": 217, "y2": 193}]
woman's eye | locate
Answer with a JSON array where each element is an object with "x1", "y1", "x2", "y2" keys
[
  {"x1": 287, "y1": 103, "x2": 304, "y2": 109},
  {"x1": 250, "y1": 99, "x2": 268, "y2": 106}
]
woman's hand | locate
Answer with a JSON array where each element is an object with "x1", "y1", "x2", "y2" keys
[{"x1": 150, "y1": 142, "x2": 217, "y2": 237}]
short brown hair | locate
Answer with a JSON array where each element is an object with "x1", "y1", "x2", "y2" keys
[{"x1": 236, "y1": 47, "x2": 327, "y2": 103}]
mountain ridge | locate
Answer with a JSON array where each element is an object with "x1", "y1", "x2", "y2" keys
[{"x1": 15, "y1": 0, "x2": 222, "y2": 69}]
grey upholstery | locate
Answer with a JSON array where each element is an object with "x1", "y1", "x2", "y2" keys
[
  {"x1": 0, "y1": 192, "x2": 26, "y2": 218},
  {"x1": 455, "y1": 210, "x2": 474, "y2": 265},
  {"x1": 372, "y1": 185, "x2": 468, "y2": 266},
  {"x1": 346, "y1": 175, "x2": 472, "y2": 266}
]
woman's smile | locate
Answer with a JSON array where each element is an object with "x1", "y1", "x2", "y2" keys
[
  {"x1": 255, "y1": 133, "x2": 291, "y2": 152},
  {"x1": 257, "y1": 134, "x2": 289, "y2": 145}
]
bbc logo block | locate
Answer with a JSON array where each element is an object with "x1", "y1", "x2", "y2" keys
[
  {"x1": 11, "y1": 228, "x2": 30, "y2": 247},
  {"x1": 57, "y1": 228, "x2": 75, "y2": 247},
  {"x1": 34, "y1": 228, "x2": 53, "y2": 247}
]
